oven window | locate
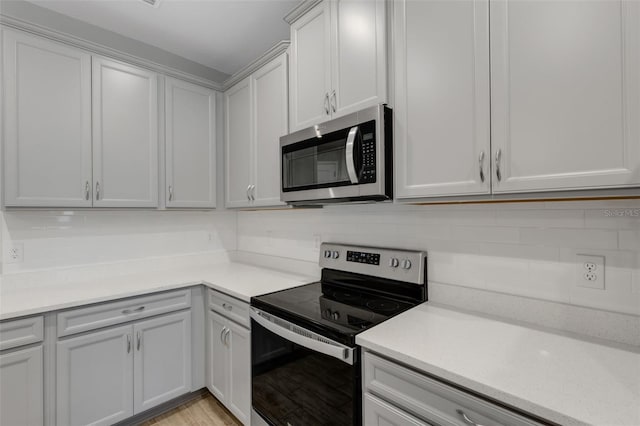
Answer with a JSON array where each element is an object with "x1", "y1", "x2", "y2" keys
[
  {"x1": 283, "y1": 137, "x2": 352, "y2": 191},
  {"x1": 252, "y1": 319, "x2": 357, "y2": 426}
]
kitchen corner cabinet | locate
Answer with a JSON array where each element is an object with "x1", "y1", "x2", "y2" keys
[
  {"x1": 92, "y1": 57, "x2": 159, "y2": 207},
  {"x1": 225, "y1": 52, "x2": 288, "y2": 208},
  {"x1": 2, "y1": 29, "x2": 92, "y2": 208},
  {"x1": 396, "y1": 0, "x2": 640, "y2": 200},
  {"x1": 490, "y1": 0, "x2": 640, "y2": 193},
  {"x1": 289, "y1": 0, "x2": 387, "y2": 132},
  {"x1": 207, "y1": 302, "x2": 251, "y2": 424},
  {"x1": 165, "y1": 78, "x2": 217, "y2": 208},
  {"x1": 394, "y1": 0, "x2": 491, "y2": 199},
  {"x1": 57, "y1": 305, "x2": 191, "y2": 425}
]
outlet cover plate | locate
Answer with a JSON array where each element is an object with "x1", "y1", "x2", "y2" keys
[
  {"x1": 576, "y1": 254, "x2": 605, "y2": 290},
  {"x1": 6, "y1": 243, "x2": 24, "y2": 264}
]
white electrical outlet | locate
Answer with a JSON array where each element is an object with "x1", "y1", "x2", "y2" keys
[
  {"x1": 6, "y1": 243, "x2": 24, "y2": 264},
  {"x1": 576, "y1": 254, "x2": 605, "y2": 290}
]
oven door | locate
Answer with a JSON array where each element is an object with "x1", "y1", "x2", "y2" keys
[{"x1": 250, "y1": 308, "x2": 361, "y2": 426}]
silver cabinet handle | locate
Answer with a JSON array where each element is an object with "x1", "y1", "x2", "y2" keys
[
  {"x1": 330, "y1": 90, "x2": 337, "y2": 113},
  {"x1": 324, "y1": 92, "x2": 330, "y2": 115},
  {"x1": 168, "y1": 185, "x2": 173, "y2": 202},
  {"x1": 495, "y1": 149, "x2": 502, "y2": 182},
  {"x1": 136, "y1": 331, "x2": 142, "y2": 351},
  {"x1": 122, "y1": 306, "x2": 145, "y2": 315},
  {"x1": 224, "y1": 328, "x2": 230, "y2": 346},
  {"x1": 220, "y1": 326, "x2": 226, "y2": 344},
  {"x1": 222, "y1": 303, "x2": 233, "y2": 311},
  {"x1": 95, "y1": 181, "x2": 100, "y2": 200},
  {"x1": 84, "y1": 181, "x2": 90, "y2": 200},
  {"x1": 456, "y1": 410, "x2": 485, "y2": 426},
  {"x1": 126, "y1": 334, "x2": 131, "y2": 353},
  {"x1": 478, "y1": 151, "x2": 485, "y2": 183},
  {"x1": 246, "y1": 185, "x2": 251, "y2": 201},
  {"x1": 250, "y1": 185, "x2": 255, "y2": 201}
]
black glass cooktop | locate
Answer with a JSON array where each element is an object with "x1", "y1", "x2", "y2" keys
[{"x1": 251, "y1": 269, "x2": 422, "y2": 345}]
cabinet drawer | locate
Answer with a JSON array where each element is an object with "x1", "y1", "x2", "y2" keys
[
  {"x1": 0, "y1": 316, "x2": 44, "y2": 351},
  {"x1": 208, "y1": 290, "x2": 249, "y2": 328},
  {"x1": 57, "y1": 289, "x2": 191, "y2": 337},
  {"x1": 364, "y1": 352, "x2": 542, "y2": 426}
]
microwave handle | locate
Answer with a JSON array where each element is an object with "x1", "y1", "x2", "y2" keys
[{"x1": 345, "y1": 126, "x2": 360, "y2": 184}]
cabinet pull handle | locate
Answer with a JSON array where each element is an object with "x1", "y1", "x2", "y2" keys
[
  {"x1": 224, "y1": 328, "x2": 230, "y2": 346},
  {"x1": 84, "y1": 181, "x2": 90, "y2": 200},
  {"x1": 222, "y1": 303, "x2": 233, "y2": 311},
  {"x1": 246, "y1": 185, "x2": 251, "y2": 201},
  {"x1": 122, "y1": 306, "x2": 145, "y2": 315},
  {"x1": 478, "y1": 151, "x2": 485, "y2": 183},
  {"x1": 127, "y1": 334, "x2": 131, "y2": 353},
  {"x1": 136, "y1": 331, "x2": 142, "y2": 351},
  {"x1": 495, "y1": 149, "x2": 502, "y2": 182},
  {"x1": 220, "y1": 326, "x2": 226, "y2": 344},
  {"x1": 95, "y1": 181, "x2": 100, "y2": 200},
  {"x1": 168, "y1": 185, "x2": 173, "y2": 201},
  {"x1": 456, "y1": 410, "x2": 484, "y2": 426},
  {"x1": 330, "y1": 90, "x2": 337, "y2": 113},
  {"x1": 250, "y1": 185, "x2": 255, "y2": 201},
  {"x1": 324, "y1": 93, "x2": 330, "y2": 115}
]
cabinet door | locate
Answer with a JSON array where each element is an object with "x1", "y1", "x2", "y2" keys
[
  {"x1": 2, "y1": 29, "x2": 92, "y2": 207},
  {"x1": 165, "y1": 78, "x2": 217, "y2": 208},
  {"x1": 92, "y1": 57, "x2": 159, "y2": 207},
  {"x1": 0, "y1": 345, "x2": 44, "y2": 426},
  {"x1": 133, "y1": 311, "x2": 192, "y2": 414},
  {"x1": 394, "y1": 0, "x2": 491, "y2": 199},
  {"x1": 252, "y1": 53, "x2": 288, "y2": 207},
  {"x1": 227, "y1": 320, "x2": 251, "y2": 425},
  {"x1": 364, "y1": 393, "x2": 429, "y2": 426},
  {"x1": 331, "y1": 0, "x2": 387, "y2": 118},
  {"x1": 57, "y1": 325, "x2": 133, "y2": 426},
  {"x1": 207, "y1": 310, "x2": 228, "y2": 402},
  {"x1": 225, "y1": 78, "x2": 253, "y2": 208},
  {"x1": 491, "y1": 0, "x2": 640, "y2": 193},
  {"x1": 289, "y1": 0, "x2": 332, "y2": 132}
]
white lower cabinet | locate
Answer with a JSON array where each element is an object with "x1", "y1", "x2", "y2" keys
[
  {"x1": 57, "y1": 311, "x2": 191, "y2": 425},
  {"x1": 0, "y1": 345, "x2": 44, "y2": 426},
  {"x1": 207, "y1": 310, "x2": 251, "y2": 425}
]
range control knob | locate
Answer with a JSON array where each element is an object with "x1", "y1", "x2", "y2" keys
[
  {"x1": 389, "y1": 258, "x2": 399, "y2": 268},
  {"x1": 332, "y1": 311, "x2": 340, "y2": 320},
  {"x1": 324, "y1": 309, "x2": 332, "y2": 317},
  {"x1": 331, "y1": 250, "x2": 340, "y2": 259},
  {"x1": 401, "y1": 259, "x2": 412, "y2": 270},
  {"x1": 324, "y1": 250, "x2": 332, "y2": 259}
]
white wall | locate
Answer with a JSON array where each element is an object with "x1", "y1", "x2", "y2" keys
[
  {"x1": 1, "y1": 210, "x2": 236, "y2": 273},
  {"x1": 237, "y1": 199, "x2": 640, "y2": 343}
]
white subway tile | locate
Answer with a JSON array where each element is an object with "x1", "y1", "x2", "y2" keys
[{"x1": 519, "y1": 228, "x2": 619, "y2": 249}]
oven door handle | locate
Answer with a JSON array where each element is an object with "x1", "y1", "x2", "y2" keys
[
  {"x1": 345, "y1": 126, "x2": 360, "y2": 184},
  {"x1": 250, "y1": 308, "x2": 355, "y2": 365}
]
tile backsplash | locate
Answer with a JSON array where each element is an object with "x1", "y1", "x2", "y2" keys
[
  {"x1": 237, "y1": 200, "x2": 640, "y2": 317},
  {"x1": 0, "y1": 210, "x2": 236, "y2": 274}
]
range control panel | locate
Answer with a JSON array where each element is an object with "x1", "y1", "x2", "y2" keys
[{"x1": 320, "y1": 243, "x2": 426, "y2": 285}]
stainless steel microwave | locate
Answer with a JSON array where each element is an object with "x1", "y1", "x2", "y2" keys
[{"x1": 280, "y1": 104, "x2": 392, "y2": 205}]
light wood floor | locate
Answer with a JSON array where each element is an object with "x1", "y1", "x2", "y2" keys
[{"x1": 141, "y1": 393, "x2": 242, "y2": 426}]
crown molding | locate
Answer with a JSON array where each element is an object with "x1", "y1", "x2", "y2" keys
[
  {"x1": 222, "y1": 40, "x2": 290, "y2": 90},
  {"x1": 283, "y1": 0, "x2": 323, "y2": 25},
  {"x1": 0, "y1": 15, "x2": 224, "y2": 91}
]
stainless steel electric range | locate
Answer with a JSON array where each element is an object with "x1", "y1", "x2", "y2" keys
[{"x1": 250, "y1": 243, "x2": 427, "y2": 426}]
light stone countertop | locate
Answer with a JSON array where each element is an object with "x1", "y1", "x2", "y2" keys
[
  {"x1": 0, "y1": 261, "x2": 315, "y2": 320},
  {"x1": 356, "y1": 303, "x2": 640, "y2": 426}
]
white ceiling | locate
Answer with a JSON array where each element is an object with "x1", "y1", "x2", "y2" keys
[{"x1": 25, "y1": 0, "x2": 300, "y2": 76}]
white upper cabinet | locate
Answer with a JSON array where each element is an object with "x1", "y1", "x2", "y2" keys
[
  {"x1": 289, "y1": 0, "x2": 387, "y2": 132},
  {"x1": 252, "y1": 53, "x2": 289, "y2": 207},
  {"x1": 225, "y1": 51, "x2": 288, "y2": 208},
  {"x1": 394, "y1": 0, "x2": 491, "y2": 199},
  {"x1": 2, "y1": 29, "x2": 92, "y2": 207},
  {"x1": 289, "y1": 1, "x2": 332, "y2": 131},
  {"x1": 92, "y1": 57, "x2": 159, "y2": 207},
  {"x1": 490, "y1": 0, "x2": 640, "y2": 193},
  {"x1": 225, "y1": 78, "x2": 253, "y2": 208},
  {"x1": 330, "y1": 0, "x2": 387, "y2": 117},
  {"x1": 165, "y1": 78, "x2": 217, "y2": 208}
]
